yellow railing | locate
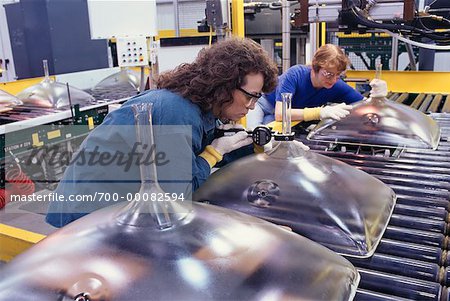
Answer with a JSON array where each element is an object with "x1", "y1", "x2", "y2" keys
[
  {"x1": 346, "y1": 70, "x2": 450, "y2": 94},
  {"x1": 1, "y1": 77, "x2": 54, "y2": 95},
  {"x1": 0, "y1": 224, "x2": 46, "y2": 262}
]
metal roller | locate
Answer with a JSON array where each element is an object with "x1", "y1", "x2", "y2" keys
[
  {"x1": 389, "y1": 185, "x2": 449, "y2": 200},
  {"x1": 418, "y1": 94, "x2": 434, "y2": 112},
  {"x1": 388, "y1": 214, "x2": 447, "y2": 233},
  {"x1": 343, "y1": 165, "x2": 450, "y2": 183},
  {"x1": 411, "y1": 93, "x2": 426, "y2": 109},
  {"x1": 373, "y1": 175, "x2": 450, "y2": 192},
  {"x1": 395, "y1": 195, "x2": 450, "y2": 212},
  {"x1": 376, "y1": 239, "x2": 445, "y2": 265},
  {"x1": 428, "y1": 95, "x2": 443, "y2": 113},
  {"x1": 401, "y1": 151, "x2": 450, "y2": 162},
  {"x1": 315, "y1": 150, "x2": 450, "y2": 169},
  {"x1": 383, "y1": 226, "x2": 448, "y2": 249},
  {"x1": 393, "y1": 204, "x2": 448, "y2": 221},
  {"x1": 356, "y1": 268, "x2": 443, "y2": 301},
  {"x1": 350, "y1": 253, "x2": 441, "y2": 283},
  {"x1": 395, "y1": 93, "x2": 409, "y2": 104},
  {"x1": 303, "y1": 114, "x2": 450, "y2": 299},
  {"x1": 356, "y1": 288, "x2": 414, "y2": 301},
  {"x1": 319, "y1": 157, "x2": 450, "y2": 178},
  {"x1": 441, "y1": 95, "x2": 450, "y2": 113}
]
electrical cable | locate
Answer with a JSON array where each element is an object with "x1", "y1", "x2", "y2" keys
[
  {"x1": 0, "y1": 189, "x2": 6, "y2": 209},
  {"x1": 382, "y1": 29, "x2": 450, "y2": 50},
  {"x1": 348, "y1": 6, "x2": 450, "y2": 42},
  {"x1": 6, "y1": 166, "x2": 35, "y2": 196}
]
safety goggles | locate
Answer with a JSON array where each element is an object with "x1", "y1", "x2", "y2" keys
[
  {"x1": 320, "y1": 69, "x2": 345, "y2": 80},
  {"x1": 237, "y1": 87, "x2": 262, "y2": 106}
]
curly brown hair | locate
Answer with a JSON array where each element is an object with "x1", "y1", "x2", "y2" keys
[{"x1": 156, "y1": 38, "x2": 278, "y2": 114}]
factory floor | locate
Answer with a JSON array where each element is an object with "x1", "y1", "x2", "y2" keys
[
  {"x1": 0, "y1": 189, "x2": 58, "y2": 263},
  {"x1": 0, "y1": 189, "x2": 58, "y2": 236}
]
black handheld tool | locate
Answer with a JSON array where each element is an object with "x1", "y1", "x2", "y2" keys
[{"x1": 214, "y1": 126, "x2": 273, "y2": 146}]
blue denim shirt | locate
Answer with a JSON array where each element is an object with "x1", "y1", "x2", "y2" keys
[{"x1": 46, "y1": 89, "x2": 234, "y2": 227}]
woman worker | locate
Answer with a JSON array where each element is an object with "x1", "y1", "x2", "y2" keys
[{"x1": 46, "y1": 37, "x2": 281, "y2": 227}]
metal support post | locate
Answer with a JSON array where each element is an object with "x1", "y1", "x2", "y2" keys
[
  {"x1": 282, "y1": 0, "x2": 291, "y2": 72},
  {"x1": 173, "y1": 0, "x2": 180, "y2": 37},
  {"x1": 405, "y1": 43, "x2": 417, "y2": 71},
  {"x1": 391, "y1": 36, "x2": 398, "y2": 71}
]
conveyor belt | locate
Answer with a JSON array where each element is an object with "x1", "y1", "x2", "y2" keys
[
  {"x1": 0, "y1": 106, "x2": 62, "y2": 125},
  {"x1": 300, "y1": 113, "x2": 450, "y2": 301},
  {"x1": 391, "y1": 92, "x2": 450, "y2": 113},
  {"x1": 0, "y1": 85, "x2": 137, "y2": 126}
]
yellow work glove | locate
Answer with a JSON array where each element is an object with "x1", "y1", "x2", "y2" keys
[{"x1": 200, "y1": 124, "x2": 253, "y2": 168}]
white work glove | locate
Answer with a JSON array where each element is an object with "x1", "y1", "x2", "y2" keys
[
  {"x1": 370, "y1": 78, "x2": 388, "y2": 98},
  {"x1": 212, "y1": 124, "x2": 252, "y2": 155},
  {"x1": 217, "y1": 123, "x2": 245, "y2": 131},
  {"x1": 292, "y1": 140, "x2": 310, "y2": 151},
  {"x1": 319, "y1": 103, "x2": 353, "y2": 121}
]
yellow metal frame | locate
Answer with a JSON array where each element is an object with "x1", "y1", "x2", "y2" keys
[
  {"x1": 320, "y1": 22, "x2": 326, "y2": 46},
  {"x1": 1, "y1": 76, "x2": 55, "y2": 95},
  {"x1": 0, "y1": 224, "x2": 45, "y2": 262},
  {"x1": 155, "y1": 29, "x2": 214, "y2": 40},
  {"x1": 231, "y1": 0, "x2": 245, "y2": 38},
  {"x1": 346, "y1": 70, "x2": 450, "y2": 94}
]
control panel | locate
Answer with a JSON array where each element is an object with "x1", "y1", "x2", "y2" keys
[{"x1": 116, "y1": 37, "x2": 149, "y2": 67}]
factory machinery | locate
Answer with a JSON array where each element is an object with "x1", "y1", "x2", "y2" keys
[
  {"x1": 0, "y1": 85, "x2": 137, "y2": 209},
  {"x1": 1, "y1": 2, "x2": 449, "y2": 299},
  {"x1": 387, "y1": 92, "x2": 450, "y2": 113},
  {"x1": 293, "y1": 112, "x2": 450, "y2": 301}
]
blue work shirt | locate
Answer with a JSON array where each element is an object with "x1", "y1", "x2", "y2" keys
[
  {"x1": 46, "y1": 89, "x2": 252, "y2": 227},
  {"x1": 266, "y1": 65, "x2": 363, "y2": 108}
]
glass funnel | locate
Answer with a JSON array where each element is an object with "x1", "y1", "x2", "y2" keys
[
  {"x1": 0, "y1": 102, "x2": 359, "y2": 301},
  {"x1": 17, "y1": 60, "x2": 95, "y2": 109},
  {"x1": 194, "y1": 87, "x2": 396, "y2": 258},
  {"x1": 307, "y1": 96, "x2": 441, "y2": 150},
  {"x1": 93, "y1": 68, "x2": 140, "y2": 92},
  {"x1": 194, "y1": 141, "x2": 396, "y2": 258},
  {"x1": 0, "y1": 89, "x2": 22, "y2": 110}
]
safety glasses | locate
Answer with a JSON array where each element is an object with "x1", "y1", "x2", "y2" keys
[
  {"x1": 237, "y1": 87, "x2": 262, "y2": 106},
  {"x1": 320, "y1": 69, "x2": 345, "y2": 80}
]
